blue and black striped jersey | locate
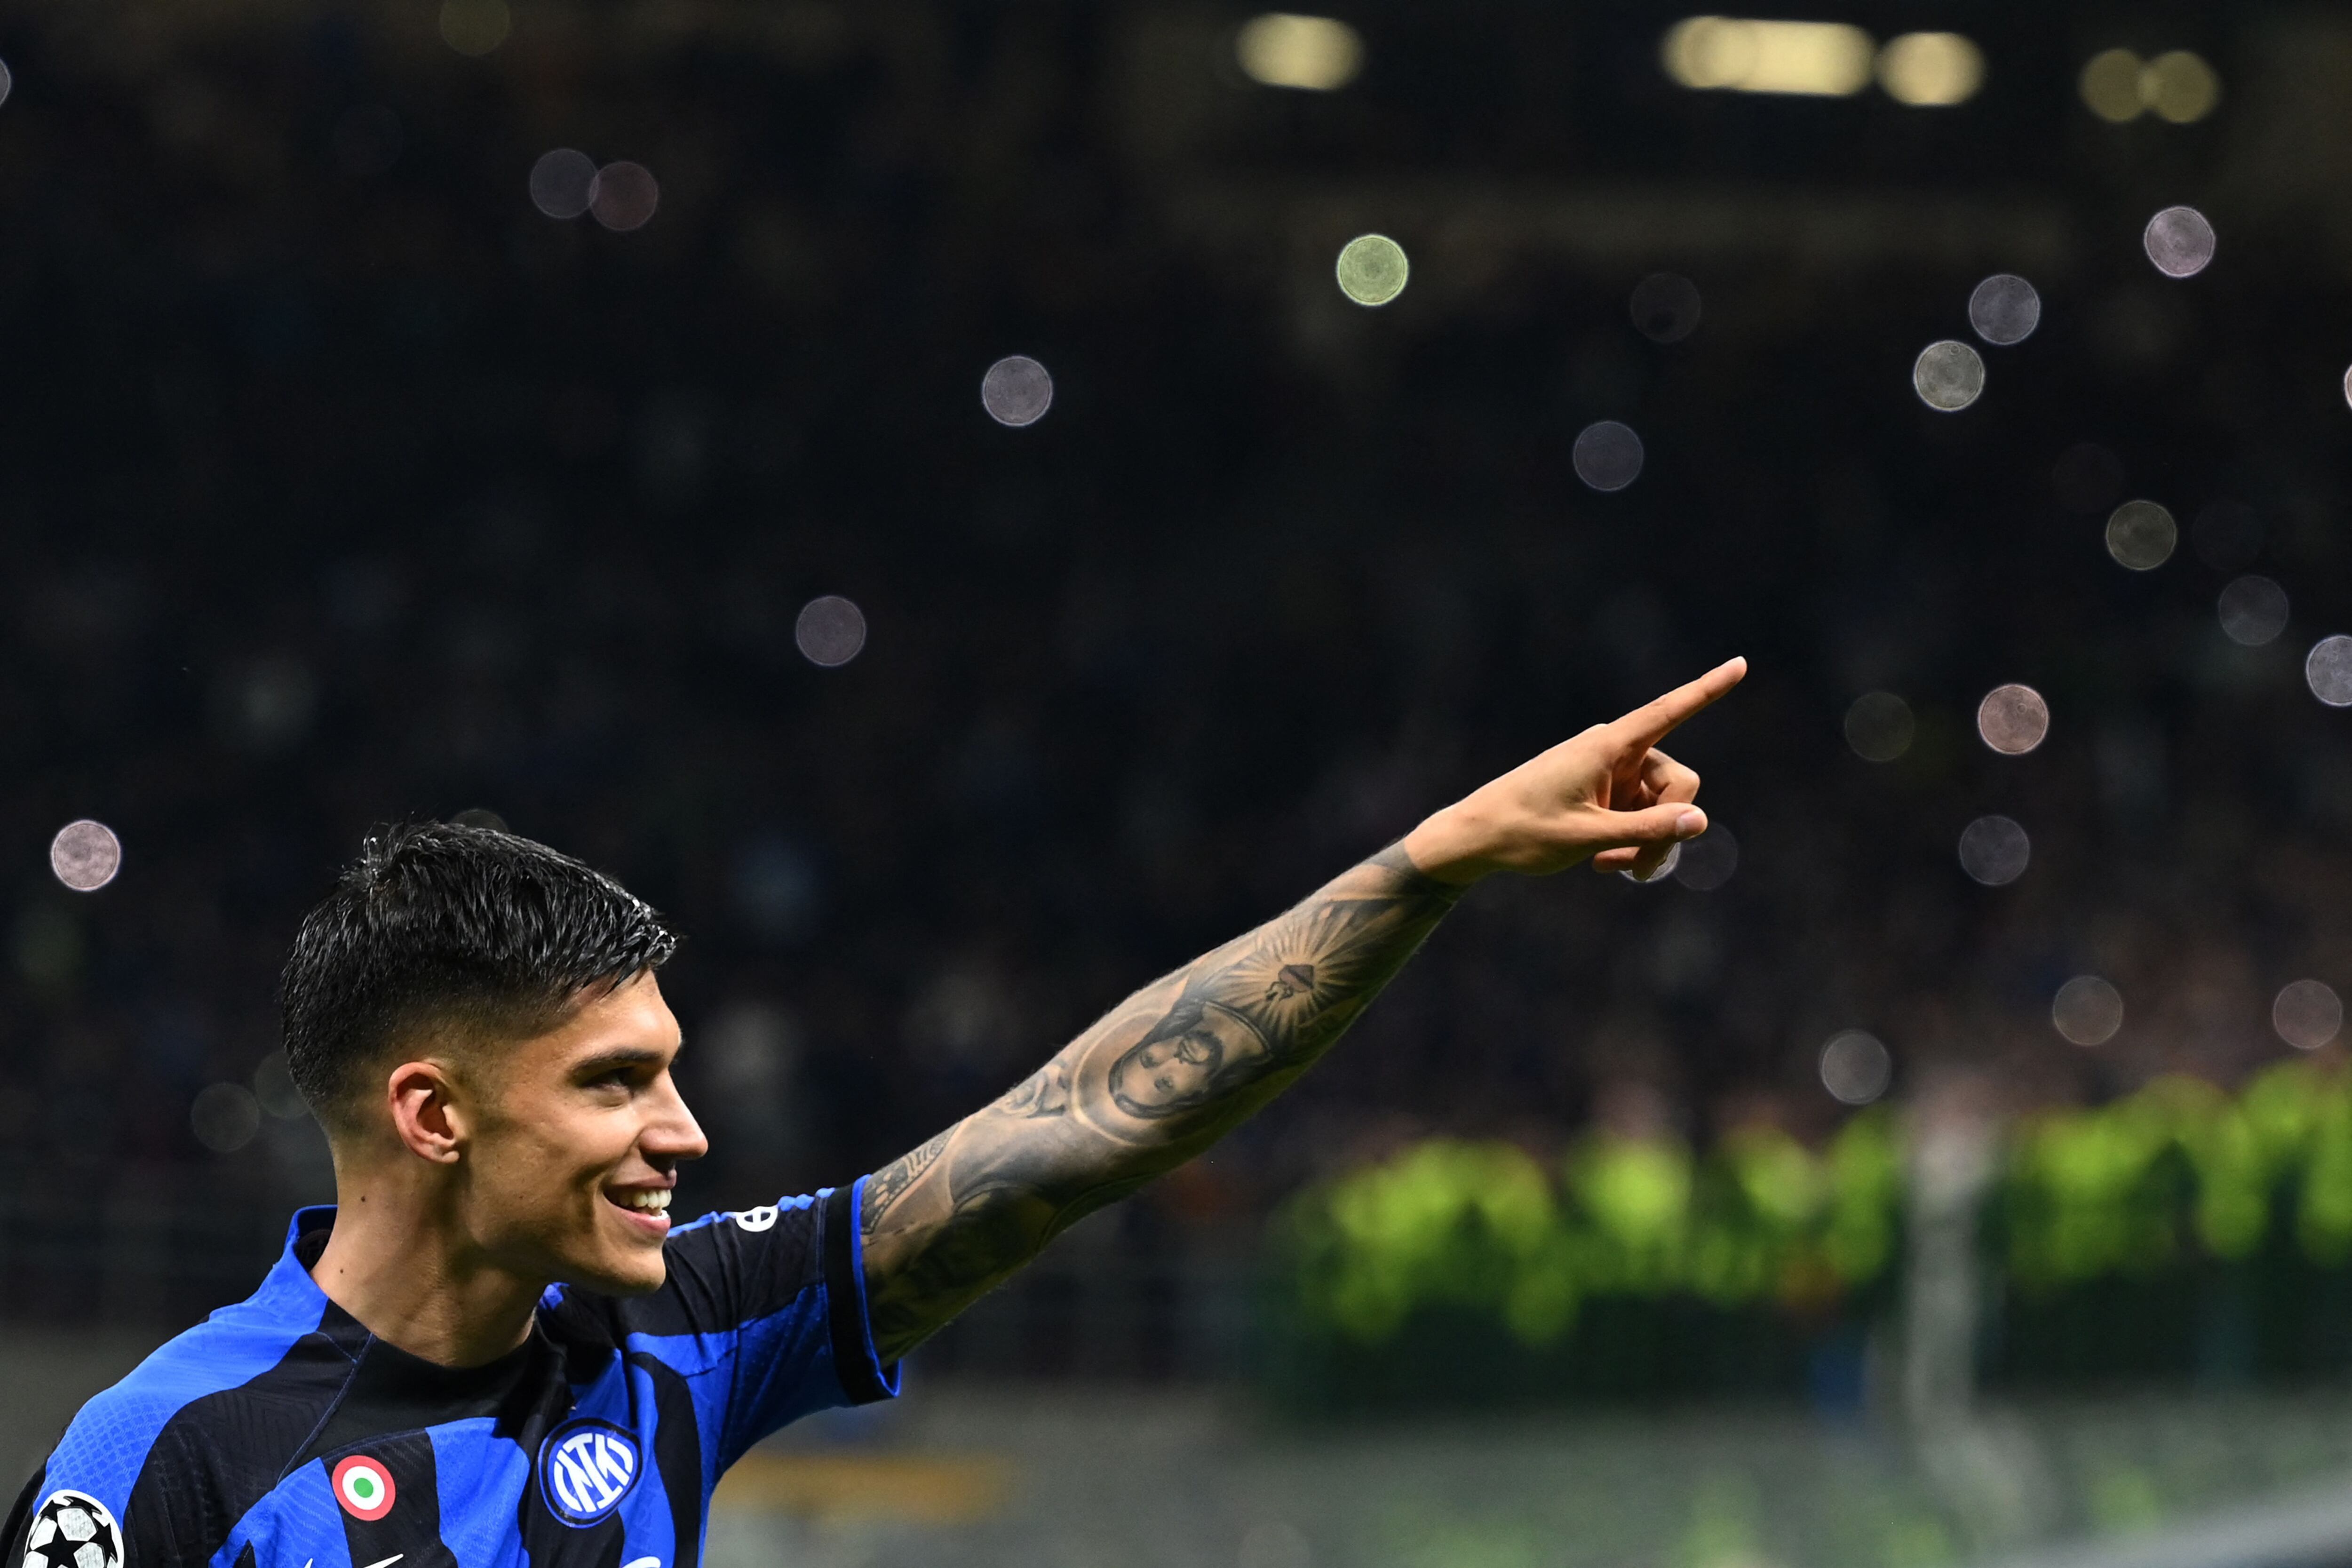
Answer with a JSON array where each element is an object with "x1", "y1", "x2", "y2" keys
[{"x1": 4, "y1": 1181, "x2": 898, "y2": 1568}]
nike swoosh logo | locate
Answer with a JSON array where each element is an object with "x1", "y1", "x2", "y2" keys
[
  {"x1": 622, "y1": 1558, "x2": 660, "y2": 1568},
  {"x1": 360, "y1": 1555, "x2": 405, "y2": 1568}
]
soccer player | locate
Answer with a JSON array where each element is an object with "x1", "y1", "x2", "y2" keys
[{"x1": 7, "y1": 658, "x2": 1742, "y2": 1568}]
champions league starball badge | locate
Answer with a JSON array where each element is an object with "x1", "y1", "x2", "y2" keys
[
  {"x1": 22, "y1": 1491, "x2": 124, "y2": 1568},
  {"x1": 538, "y1": 1418, "x2": 641, "y2": 1526}
]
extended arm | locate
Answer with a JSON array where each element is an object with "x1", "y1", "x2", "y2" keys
[{"x1": 857, "y1": 657, "x2": 1748, "y2": 1361}]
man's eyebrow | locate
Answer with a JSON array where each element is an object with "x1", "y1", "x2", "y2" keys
[{"x1": 569, "y1": 1044, "x2": 674, "y2": 1078}]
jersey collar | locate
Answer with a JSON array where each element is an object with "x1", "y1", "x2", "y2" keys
[{"x1": 245, "y1": 1203, "x2": 338, "y2": 1329}]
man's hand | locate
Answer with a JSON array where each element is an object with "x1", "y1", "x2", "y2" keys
[{"x1": 1401, "y1": 657, "x2": 1747, "y2": 884}]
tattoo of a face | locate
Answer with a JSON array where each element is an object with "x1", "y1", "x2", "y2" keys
[{"x1": 1107, "y1": 998, "x2": 1271, "y2": 1119}]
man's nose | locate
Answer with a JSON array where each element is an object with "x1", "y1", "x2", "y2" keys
[{"x1": 644, "y1": 1074, "x2": 710, "y2": 1164}]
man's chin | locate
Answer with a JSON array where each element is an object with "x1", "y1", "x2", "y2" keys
[{"x1": 562, "y1": 1245, "x2": 670, "y2": 1298}]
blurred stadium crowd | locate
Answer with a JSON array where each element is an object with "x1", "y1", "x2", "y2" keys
[{"x1": 0, "y1": 0, "x2": 2349, "y2": 1329}]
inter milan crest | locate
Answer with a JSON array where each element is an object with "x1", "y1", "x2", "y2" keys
[
  {"x1": 332, "y1": 1455, "x2": 397, "y2": 1521},
  {"x1": 22, "y1": 1491, "x2": 123, "y2": 1568},
  {"x1": 538, "y1": 1418, "x2": 641, "y2": 1526}
]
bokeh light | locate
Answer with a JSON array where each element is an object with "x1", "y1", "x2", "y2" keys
[
  {"x1": 0, "y1": 61, "x2": 12, "y2": 111},
  {"x1": 2141, "y1": 51, "x2": 2221, "y2": 124},
  {"x1": 2143, "y1": 206, "x2": 2216, "y2": 279},
  {"x1": 50, "y1": 820, "x2": 121, "y2": 892},
  {"x1": 1662, "y1": 18, "x2": 1874, "y2": 96},
  {"x1": 1876, "y1": 33, "x2": 1983, "y2": 107},
  {"x1": 2080, "y1": 49, "x2": 2221, "y2": 124},
  {"x1": 2079, "y1": 49, "x2": 2144, "y2": 122},
  {"x1": 1673, "y1": 826, "x2": 1739, "y2": 891},
  {"x1": 2052, "y1": 976, "x2": 2124, "y2": 1046},
  {"x1": 1844, "y1": 692, "x2": 1915, "y2": 762},
  {"x1": 1621, "y1": 843, "x2": 1682, "y2": 884},
  {"x1": 1629, "y1": 273, "x2": 1701, "y2": 343},
  {"x1": 1235, "y1": 14, "x2": 1364, "y2": 91},
  {"x1": 796, "y1": 597, "x2": 868, "y2": 667},
  {"x1": 2275, "y1": 980, "x2": 2344, "y2": 1051},
  {"x1": 2344, "y1": 363, "x2": 2352, "y2": 412},
  {"x1": 1913, "y1": 340, "x2": 1985, "y2": 411},
  {"x1": 589, "y1": 162, "x2": 660, "y2": 231},
  {"x1": 2218, "y1": 576, "x2": 2289, "y2": 647},
  {"x1": 2106, "y1": 500, "x2": 2177, "y2": 570},
  {"x1": 1573, "y1": 422, "x2": 1645, "y2": 492},
  {"x1": 191, "y1": 1083, "x2": 262, "y2": 1154},
  {"x1": 1968, "y1": 275, "x2": 2041, "y2": 346},
  {"x1": 529, "y1": 149, "x2": 597, "y2": 220},
  {"x1": 1820, "y1": 1030, "x2": 1892, "y2": 1106},
  {"x1": 2192, "y1": 500, "x2": 2263, "y2": 569},
  {"x1": 1977, "y1": 684, "x2": 2050, "y2": 755},
  {"x1": 1958, "y1": 815, "x2": 2029, "y2": 886},
  {"x1": 2306, "y1": 636, "x2": 2352, "y2": 707},
  {"x1": 1335, "y1": 234, "x2": 1409, "y2": 306},
  {"x1": 981, "y1": 356, "x2": 1055, "y2": 426},
  {"x1": 438, "y1": 0, "x2": 510, "y2": 56}
]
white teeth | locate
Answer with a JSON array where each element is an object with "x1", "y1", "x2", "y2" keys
[{"x1": 622, "y1": 1189, "x2": 670, "y2": 1214}]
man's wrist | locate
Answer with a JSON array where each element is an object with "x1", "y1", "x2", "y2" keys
[{"x1": 1399, "y1": 807, "x2": 1495, "y2": 887}]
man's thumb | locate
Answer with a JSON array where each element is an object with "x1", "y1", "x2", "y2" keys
[{"x1": 1608, "y1": 804, "x2": 1708, "y2": 847}]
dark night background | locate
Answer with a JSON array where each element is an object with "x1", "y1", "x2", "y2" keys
[{"x1": 0, "y1": 0, "x2": 2348, "y2": 1324}]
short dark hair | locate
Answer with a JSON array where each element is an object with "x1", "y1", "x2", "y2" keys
[{"x1": 281, "y1": 822, "x2": 679, "y2": 1126}]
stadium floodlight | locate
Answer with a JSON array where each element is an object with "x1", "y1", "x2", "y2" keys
[
  {"x1": 1662, "y1": 18, "x2": 1874, "y2": 96},
  {"x1": 1877, "y1": 32, "x2": 1983, "y2": 106},
  {"x1": 1235, "y1": 14, "x2": 1364, "y2": 91}
]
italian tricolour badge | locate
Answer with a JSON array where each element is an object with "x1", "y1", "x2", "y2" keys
[{"x1": 332, "y1": 1455, "x2": 397, "y2": 1521}]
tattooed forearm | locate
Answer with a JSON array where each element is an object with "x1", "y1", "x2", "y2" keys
[{"x1": 857, "y1": 844, "x2": 1464, "y2": 1361}]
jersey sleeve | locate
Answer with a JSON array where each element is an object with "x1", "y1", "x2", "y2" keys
[
  {"x1": 606, "y1": 1178, "x2": 899, "y2": 1469},
  {"x1": 7, "y1": 1437, "x2": 203, "y2": 1568}
]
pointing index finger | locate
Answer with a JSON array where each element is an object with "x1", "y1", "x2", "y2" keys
[{"x1": 1607, "y1": 657, "x2": 1748, "y2": 750}]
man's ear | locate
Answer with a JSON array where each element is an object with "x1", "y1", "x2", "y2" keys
[{"x1": 386, "y1": 1060, "x2": 468, "y2": 1164}]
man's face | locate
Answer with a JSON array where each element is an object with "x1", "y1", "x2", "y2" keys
[
  {"x1": 1109, "y1": 1003, "x2": 1262, "y2": 1117},
  {"x1": 1128, "y1": 1030, "x2": 1221, "y2": 1103},
  {"x1": 458, "y1": 971, "x2": 707, "y2": 1296}
]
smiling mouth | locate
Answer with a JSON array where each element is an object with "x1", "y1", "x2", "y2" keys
[{"x1": 606, "y1": 1187, "x2": 673, "y2": 1221}]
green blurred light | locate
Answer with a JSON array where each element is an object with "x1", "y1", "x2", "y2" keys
[{"x1": 1335, "y1": 233, "x2": 1409, "y2": 307}]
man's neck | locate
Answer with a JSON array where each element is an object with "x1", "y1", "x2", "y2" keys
[{"x1": 310, "y1": 1182, "x2": 544, "y2": 1369}]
